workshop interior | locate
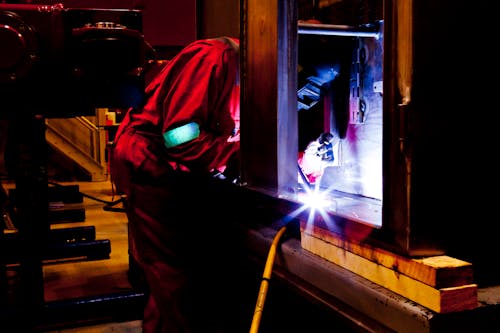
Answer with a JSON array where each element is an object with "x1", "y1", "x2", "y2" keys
[{"x1": 1, "y1": 0, "x2": 499, "y2": 332}]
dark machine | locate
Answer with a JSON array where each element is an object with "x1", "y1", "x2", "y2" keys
[
  {"x1": 0, "y1": 3, "x2": 146, "y2": 330},
  {"x1": 0, "y1": 3, "x2": 145, "y2": 118}
]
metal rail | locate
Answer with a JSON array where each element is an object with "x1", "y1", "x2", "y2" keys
[{"x1": 298, "y1": 22, "x2": 381, "y2": 38}]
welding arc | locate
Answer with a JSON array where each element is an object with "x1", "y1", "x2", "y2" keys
[{"x1": 249, "y1": 224, "x2": 288, "y2": 333}]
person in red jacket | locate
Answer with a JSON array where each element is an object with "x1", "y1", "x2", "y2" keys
[{"x1": 110, "y1": 37, "x2": 244, "y2": 333}]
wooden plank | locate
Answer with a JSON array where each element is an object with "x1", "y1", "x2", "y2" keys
[
  {"x1": 301, "y1": 233, "x2": 478, "y2": 313},
  {"x1": 301, "y1": 223, "x2": 474, "y2": 288}
]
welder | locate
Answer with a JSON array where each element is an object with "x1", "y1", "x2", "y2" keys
[{"x1": 109, "y1": 37, "x2": 244, "y2": 333}]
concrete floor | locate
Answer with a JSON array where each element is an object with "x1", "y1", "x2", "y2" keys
[{"x1": 45, "y1": 320, "x2": 142, "y2": 333}]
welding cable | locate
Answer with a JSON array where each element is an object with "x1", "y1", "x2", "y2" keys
[
  {"x1": 249, "y1": 224, "x2": 289, "y2": 333},
  {"x1": 48, "y1": 181, "x2": 126, "y2": 212}
]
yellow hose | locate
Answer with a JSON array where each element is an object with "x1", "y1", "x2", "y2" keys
[{"x1": 249, "y1": 225, "x2": 288, "y2": 333}]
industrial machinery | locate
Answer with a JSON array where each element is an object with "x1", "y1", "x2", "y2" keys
[
  {"x1": 0, "y1": 4, "x2": 146, "y2": 330},
  {"x1": 241, "y1": 0, "x2": 498, "y2": 287},
  {"x1": 241, "y1": 0, "x2": 385, "y2": 235},
  {"x1": 296, "y1": 19, "x2": 383, "y2": 228},
  {"x1": 237, "y1": 1, "x2": 500, "y2": 330},
  {"x1": 0, "y1": 3, "x2": 145, "y2": 118}
]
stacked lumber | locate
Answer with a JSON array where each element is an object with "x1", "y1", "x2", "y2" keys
[{"x1": 300, "y1": 223, "x2": 478, "y2": 313}]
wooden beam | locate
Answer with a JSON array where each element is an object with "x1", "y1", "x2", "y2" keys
[
  {"x1": 301, "y1": 224, "x2": 474, "y2": 288},
  {"x1": 301, "y1": 227, "x2": 478, "y2": 313}
]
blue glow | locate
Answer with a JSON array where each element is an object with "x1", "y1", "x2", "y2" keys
[{"x1": 315, "y1": 65, "x2": 339, "y2": 85}]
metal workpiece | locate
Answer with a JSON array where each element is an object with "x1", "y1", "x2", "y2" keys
[{"x1": 298, "y1": 22, "x2": 381, "y2": 39}]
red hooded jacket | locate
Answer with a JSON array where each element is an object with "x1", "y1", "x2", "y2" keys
[{"x1": 111, "y1": 37, "x2": 240, "y2": 195}]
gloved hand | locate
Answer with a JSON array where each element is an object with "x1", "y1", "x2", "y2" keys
[
  {"x1": 298, "y1": 132, "x2": 337, "y2": 184},
  {"x1": 316, "y1": 132, "x2": 336, "y2": 163},
  {"x1": 212, "y1": 150, "x2": 241, "y2": 184}
]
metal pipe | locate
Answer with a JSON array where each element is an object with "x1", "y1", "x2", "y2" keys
[{"x1": 298, "y1": 22, "x2": 381, "y2": 39}]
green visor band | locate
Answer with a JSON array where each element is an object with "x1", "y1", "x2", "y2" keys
[{"x1": 163, "y1": 122, "x2": 200, "y2": 148}]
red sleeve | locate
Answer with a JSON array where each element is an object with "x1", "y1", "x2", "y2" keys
[{"x1": 147, "y1": 39, "x2": 240, "y2": 173}]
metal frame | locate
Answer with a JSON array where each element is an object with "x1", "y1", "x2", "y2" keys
[{"x1": 240, "y1": 0, "x2": 493, "y2": 259}]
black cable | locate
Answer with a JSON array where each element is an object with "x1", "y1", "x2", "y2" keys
[
  {"x1": 47, "y1": 181, "x2": 126, "y2": 212},
  {"x1": 80, "y1": 192, "x2": 123, "y2": 206}
]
